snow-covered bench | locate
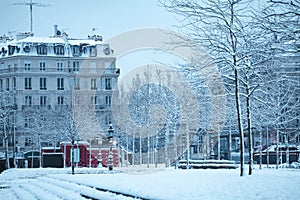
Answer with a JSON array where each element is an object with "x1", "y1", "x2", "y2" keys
[{"x1": 178, "y1": 159, "x2": 238, "y2": 169}]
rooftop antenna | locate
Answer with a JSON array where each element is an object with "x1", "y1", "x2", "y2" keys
[
  {"x1": 92, "y1": 28, "x2": 97, "y2": 35},
  {"x1": 12, "y1": 0, "x2": 50, "y2": 34}
]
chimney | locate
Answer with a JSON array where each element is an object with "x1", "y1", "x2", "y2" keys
[{"x1": 54, "y1": 25, "x2": 58, "y2": 37}]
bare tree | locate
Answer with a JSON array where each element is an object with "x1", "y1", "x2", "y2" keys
[
  {"x1": 27, "y1": 109, "x2": 54, "y2": 167},
  {"x1": 161, "y1": 0, "x2": 257, "y2": 176},
  {"x1": 254, "y1": 72, "x2": 299, "y2": 168},
  {"x1": 259, "y1": 0, "x2": 300, "y2": 50},
  {"x1": 0, "y1": 94, "x2": 16, "y2": 169},
  {"x1": 0, "y1": 106, "x2": 12, "y2": 169}
]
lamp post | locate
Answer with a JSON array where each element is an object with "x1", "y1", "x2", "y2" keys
[
  {"x1": 71, "y1": 139, "x2": 75, "y2": 175},
  {"x1": 107, "y1": 124, "x2": 114, "y2": 171}
]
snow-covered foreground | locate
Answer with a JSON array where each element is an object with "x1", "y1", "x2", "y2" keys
[{"x1": 0, "y1": 165, "x2": 299, "y2": 200}]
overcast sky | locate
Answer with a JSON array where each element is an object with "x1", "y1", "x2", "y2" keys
[
  {"x1": 0, "y1": 0, "x2": 180, "y2": 76},
  {"x1": 0, "y1": 0, "x2": 177, "y2": 39}
]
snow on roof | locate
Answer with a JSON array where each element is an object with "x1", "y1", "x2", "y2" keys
[
  {"x1": 68, "y1": 39, "x2": 105, "y2": 46},
  {"x1": 60, "y1": 141, "x2": 90, "y2": 145},
  {"x1": 0, "y1": 36, "x2": 107, "y2": 47},
  {"x1": 0, "y1": 35, "x2": 112, "y2": 58},
  {"x1": 19, "y1": 36, "x2": 66, "y2": 44},
  {"x1": 264, "y1": 144, "x2": 299, "y2": 152}
]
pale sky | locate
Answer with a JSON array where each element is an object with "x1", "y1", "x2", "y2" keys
[
  {"x1": 0, "y1": 0, "x2": 180, "y2": 75},
  {"x1": 0, "y1": 0, "x2": 177, "y2": 39}
]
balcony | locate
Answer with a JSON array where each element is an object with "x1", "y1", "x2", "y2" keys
[
  {"x1": 92, "y1": 104, "x2": 111, "y2": 110},
  {"x1": 54, "y1": 105, "x2": 69, "y2": 110},
  {"x1": 22, "y1": 105, "x2": 51, "y2": 110}
]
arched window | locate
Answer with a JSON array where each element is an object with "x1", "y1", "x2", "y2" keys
[
  {"x1": 54, "y1": 45, "x2": 64, "y2": 55},
  {"x1": 37, "y1": 45, "x2": 47, "y2": 55}
]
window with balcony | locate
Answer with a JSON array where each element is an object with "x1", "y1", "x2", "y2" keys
[
  {"x1": 57, "y1": 96, "x2": 64, "y2": 105},
  {"x1": 57, "y1": 62, "x2": 63, "y2": 71},
  {"x1": 91, "y1": 96, "x2": 98, "y2": 105},
  {"x1": 40, "y1": 78, "x2": 47, "y2": 90},
  {"x1": 73, "y1": 61, "x2": 79, "y2": 71},
  {"x1": 40, "y1": 62, "x2": 46, "y2": 71},
  {"x1": 13, "y1": 77, "x2": 16, "y2": 90},
  {"x1": 57, "y1": 78, "x2": 64, "y2": 90},
  {"x1": 37, "y1": 45, "x2": 47, "y2": 55},
  {"x1": 105, "y1": 96, "x2": 111, "y2": 107},
  {"x1": 105, "y1": 78, "x2": 112, "y2": 90},
  {"x1": 74, "y1": 78, "x2": 80, "y2": 90},
  {"x1": 40, "y1": 96, "x2": 47, "y2": 107},
  {"x1": 91, "y1": 78, "x2": 97, "y2": 90},
  {"x1": 25, "y1": 77, "x2": 32, "y2": 90},
  {"x1": 6, "y1": 78, "x2": 9, "y2": 91},
  {"x1": 25, "y1": 96, "x2": 32, "y2": 106}
]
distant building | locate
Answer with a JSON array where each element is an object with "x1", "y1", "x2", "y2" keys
[
  {"x1": 189, "y1": 38, "x2": 300, "y2": 161},
  {"x1": 0, "y1": 26, "x2": 120, "y2": 156}
]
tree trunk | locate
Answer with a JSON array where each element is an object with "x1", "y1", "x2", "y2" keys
[
  {"x1": 132, "y1": 138, "x2": 135, "y2": 166},
  {"x1": 139, "y1": 134, "x2": 142, "y2": 166},
  {"x1": 285, "y1": 135, "x2": 289, "y2": 166},
  {"x1": 229, "y1": 128, "x2": 232, "y2": 160},
  {"x1": 71, "y1": 139, "x2": 75, "y2": 175},
  {"x1": 4, "y1": 135, "x2": 10, "y2": 169},
  {"x1": 246, "y1": 85, "x2": 253, "y2": 175},
  {"x1": 229, "y1": 1, "x2": 244, "y2": 176},
  {"x1": 259, "y1": 129, "x2": 262, "y2": 170},
  {"x1": 218, "y1": 131, "x2": 221, "y2": 160},
  {"x1": 234, "y1": 67, "x2": 244, "y2": 176},
  {"x1": 186, "y1": 132, "x2": 190, "y2": 170},
  {"x1": 266, "y1": 126, "x2": 269, "y2": 168},
  {"x1": 147, "y1": 135, "x2": 150, "y2": 168},
  {"x1": 276, "y1": 129, "x2": 279, "y2": 169},
  {"x1": 4, "y1": 123, "x2": 10, "y2": 169}
]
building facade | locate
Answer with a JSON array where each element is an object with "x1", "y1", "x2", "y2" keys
[{"x1": 0, "y1": 27, "x2": 119, "y2": 157}]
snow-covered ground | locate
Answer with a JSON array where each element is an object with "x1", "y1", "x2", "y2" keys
[{"x1": 0, "y1": 165, "x2": 299, "y2": 200}]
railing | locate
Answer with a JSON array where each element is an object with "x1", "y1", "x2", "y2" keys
[
  {"x1": 0, "y1": 67, "x2": 120, "y2": 75},
  {"x1": 54, "y1": 105, "x2": 70, "y2": 110},
  {"x1": 92, "y1": 104, "x2": 111, "y2": 110},
  {"x1": 22, "y1": 105, "x2": 51, "y2": 110}
]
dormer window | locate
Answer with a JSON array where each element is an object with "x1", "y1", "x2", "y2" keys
[
  {"x1": 37, "y1": 45, "x2": 47, "y2": 55},
  {"x1": 72, "y1": 45, "x2": 80, "y2": 56},
  {"x1": 54, "y1": 45, "x2": 64, "y2": 55},
  {"x1": 8, "y1": 45, "x2": 16, "y2": 55},
  {"x1": 89, "y1": 46, "x2": 96, "y2": 57}
]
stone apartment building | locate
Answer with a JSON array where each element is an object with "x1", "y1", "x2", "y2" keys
[{"x1": 0, "y1": 27, "x2": 119, "y2": 157}]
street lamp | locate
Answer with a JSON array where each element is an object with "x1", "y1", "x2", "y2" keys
[{"x1": 107, "y1": 124, "x2": 114, "y2": 171}]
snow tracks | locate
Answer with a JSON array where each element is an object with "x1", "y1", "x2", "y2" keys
[{"x1": 2, "y1": 176, "x2": 144, "y2": 200}]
